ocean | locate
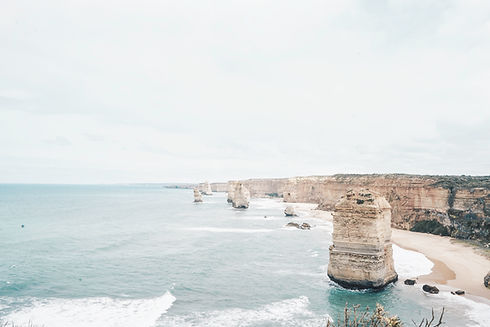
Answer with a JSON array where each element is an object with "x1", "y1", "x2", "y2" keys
[{"x1": 0, "y1": 185, "x2": 489, "y2": 326}]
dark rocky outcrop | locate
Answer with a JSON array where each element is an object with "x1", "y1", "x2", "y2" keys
[
  {"x1": 404, "y1": 279, "x2": 416, "y2": 285},
  {"x1": 300, "y1": 222, "x2": 311, "y2": 230},
  {"x1": 451, "y1": 290, "x2": 465, "y2": 295},
  {"x1": 485, "y1": 272, "x2": 490, "y2": 288},
  {"x1": 286, "y1": 222, "x2": 300, "y2": 228},
  {"x1": 410, "y1": 220, "x2": 450, "y2": 236},
  {"x1": 285, "y1": 222, "x2": 311, "y2": 230},
  {"x1": 422, "y1": 284, "x2": 439, "y2": 294}
]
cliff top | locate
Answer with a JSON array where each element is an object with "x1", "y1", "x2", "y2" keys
[
  {"x1": 336, "y1": 189, "x2": 391, "y2": 210},
  {"x1": 332, "y1": 174, "x2": 490, "y2": 190}
]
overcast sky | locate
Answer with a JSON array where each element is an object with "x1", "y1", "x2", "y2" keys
[{"x1": 1, "y1": 0, "x2": 489, "y2": 183}]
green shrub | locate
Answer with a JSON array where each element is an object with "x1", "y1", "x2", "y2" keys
[
  {"x1": 410, "y1": 220, "x2": 449, "y2": 236},
  {"x1": 326, "y1": 304, "x2": 444, "y2": 327}
]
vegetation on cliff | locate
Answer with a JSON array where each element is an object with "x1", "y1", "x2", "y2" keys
[{"x1": 410, "y1": 220, "x2": 450, "y2": 236}]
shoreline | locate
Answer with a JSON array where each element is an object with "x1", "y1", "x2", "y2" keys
[
  {"x1": 391, "y1": 229, "x2": 490, "y2": 299},
  {"x1": 297, "y1": 205, "x2": 490, "y2": 299}
]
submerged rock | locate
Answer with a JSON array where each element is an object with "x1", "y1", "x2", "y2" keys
[
  {"x1": 404, "y1": 279, "x2": 416, "y2": 285},
  {"x1": 451, "y1": 290, "x2": 465, "y2": 295},
  {"x1": 422, "y1": 284, "x2": 439, "y2": 294},
  {"x1": 285, "y1": 222, "x2": 311, "y2": 230},
  {"x1": 485, "y1": 272, "x2": 490, "y2": 288},
  {"x1": 284, "y1": 206, "x2": 297, "y2": 217},
  {"x1": 327, "y1": 189, "x2": 398, "y2": 289},
  {"x1": 193, "y1": 188, "x2": 203, "y2": 202},
  {"x1": 232, "y1": 183, "x2": 250, "y2": 209},
  {"x1": 300, "y1": 222, "x2": 311, "y2": 230}
]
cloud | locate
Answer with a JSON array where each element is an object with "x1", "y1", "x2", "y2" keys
[{"x1": 0, "y1": 0, "x2": 489, "y2": 183}]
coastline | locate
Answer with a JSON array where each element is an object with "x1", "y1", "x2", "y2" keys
[
  {"x1": 391, "y1": 229, "x2": 490, "y2": 299},
  {"x1": 301, "y1": 206, "x2": 490, "y2": 299}
]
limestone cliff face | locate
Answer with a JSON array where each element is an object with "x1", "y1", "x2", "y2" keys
[
  {"x1": 328, "y1": 190, "x2": 397, "y2": 289},
  {"x1": 211, "y1": 182, "x2": 228, "y2": 192},
  {"x1": 228, "y1": 174, "x2": 490, "y2": 244},
  {"x1": 231, "y1": 183, "x2": 250, "y2": 209},
  {"x1": 232, "y1": 178, "x2": 288, "y2": 198}
]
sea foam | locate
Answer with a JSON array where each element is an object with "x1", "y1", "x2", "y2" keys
[
  {"x1": 159, "y1": 296, "x2": 330, "y2": 327},
  {"x1": 2, "y1": 291, "x2": 176, "y2": 327},
  {"x1": 393, "y1": 244, "x2": 433, "y2": 278},
  {"x1": 184, "y1": 227, "x2": 274, "y2": 233}
]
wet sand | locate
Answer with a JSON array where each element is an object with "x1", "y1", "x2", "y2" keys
[{"x1": 392, "y1": 229, "x2": 490, "y2": 299}]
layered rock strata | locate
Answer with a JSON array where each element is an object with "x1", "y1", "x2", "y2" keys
[
  {"x1": 225, "y1": 175, "x2": 489, "y2": 244},
  {"x1": 327, "y1": 190, "x2": 398, "y2": 289},
  {"x1": 231, "y1": 183, "x2": 250, "y2": 209},
  {"x1": 211, "y1": 182, "x2": 228, "y2": 192}
]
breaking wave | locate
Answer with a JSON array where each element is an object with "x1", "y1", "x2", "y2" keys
[
  {"x1": 1, "y1": 291, "x2": 176, "y2": 327},
  {"x1": 158, "y1": 296, "x2": 331, "y2": 327}
]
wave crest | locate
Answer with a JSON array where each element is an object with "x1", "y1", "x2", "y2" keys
[{"x1": 2, "y1": 291, "x2": 175, "y2": 327}]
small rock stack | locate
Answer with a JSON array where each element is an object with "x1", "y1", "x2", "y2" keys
[
  {"x1": 200, "y1": 181, "x2": 213, "y2": 195},
  {"x1": 193, "y1": 188, "x2": 203, "y2": 202},
  {"x1": 327, "y1": 189, "x2": 398, "y2": 289}
]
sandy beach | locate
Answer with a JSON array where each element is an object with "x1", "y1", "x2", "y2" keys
[{"x1": 392, "y1": 229, "x2": 490, "y2": 299}]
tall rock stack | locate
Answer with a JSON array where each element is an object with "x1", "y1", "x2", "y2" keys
[
  {"x1": 200, "y1": 181, "x2": 213, "y2": 195},
  {"x1": 327, "y1": 189, "x2": 398, "y2": 289},
  {"x1": 193, "y1": 188, "x2": 203, "y2": 203},
  {"x1": 227, "y1": 181, "x2": 236, "y2": 203},
  {"x1": 232, "y1": 183, "x2": 250, "y2": 209}
]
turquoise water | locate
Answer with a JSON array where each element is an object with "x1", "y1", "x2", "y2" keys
[{"x1": 0, "y1": 185, "x2": 488, "y2": 326}]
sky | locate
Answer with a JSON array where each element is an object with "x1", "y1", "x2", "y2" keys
[{"x1": 1, "y1": 0, "x2": 489, "y2": 183}]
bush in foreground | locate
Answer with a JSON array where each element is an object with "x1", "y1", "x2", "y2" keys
[{"x1": 326, "y1": 304, "x2": 444, "y2": 327}]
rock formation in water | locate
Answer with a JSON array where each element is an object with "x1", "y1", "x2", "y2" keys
[
  {"x1": 422, "y1": 284, "x2": 440, "y2": 294},
  {"x1": 227, "y1": 182, "x2": 236, "y2": 203},
  {"x1": 231, "y1": 183, "x2": 250, "y2": 209},
  {"x1": 199, "y1": 181, "x2": 213, "y2": 195},
  {"x1": 193, "y1": 188, "x2": 203, "y2": 202},
  {"x1": 485, "y1": 272, "x2": 490, "y2": 288},
  {"x1": 284, "y1": 206, "x2": 297, "y2": 216},
  {"x1": 225, "y1": 174, "x2": 489, "y2": 245},
  {"x1": 327, "y1": 189, "x2": 398, "y2": 289}
]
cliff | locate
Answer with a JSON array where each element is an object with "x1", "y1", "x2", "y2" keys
[
  {"x1": 225, "y1": 174, "x2": 490, "y2": 244},
  {"x1": 211, "y1": 182, "x2": 228, "y2": 192},
  {"x1": 328, "y1": 190, "x2": 397, "y2": 289}
]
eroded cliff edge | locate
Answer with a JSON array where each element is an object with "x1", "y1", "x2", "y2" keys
[{"x1": 225, "y1": 174, "x2": 490, "y2": 244}]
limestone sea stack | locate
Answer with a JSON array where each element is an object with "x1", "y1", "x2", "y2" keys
[
  {"x1": 227, "y1": 181, "x2": 236, "y2": 203},
  {"x1": 327, "y1": 189, "x2": 398, "y2": 289},
  {"x1": 232, "y1": 183, "x2": 250, "y2": 209},
  {"x1": 200, "y1": 181, "x2": 213, "y2": 195},
  {"x1": 193, "y1": 188, "x2": 203, "y2": 202}
]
